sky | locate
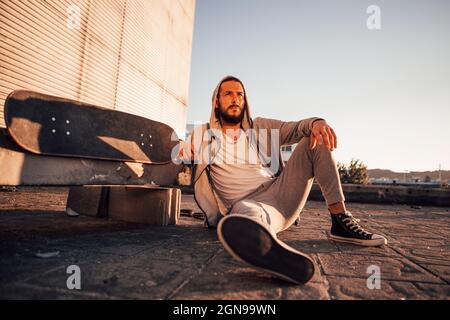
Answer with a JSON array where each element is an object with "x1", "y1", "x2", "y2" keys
[{"x1": 187, "y1": 0, "x2": 450, "y2": 172}]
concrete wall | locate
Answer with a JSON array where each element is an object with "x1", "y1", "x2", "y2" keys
[
  {"x1": 309, "y1": 183, "x2": 450, "y2": 207},
  {"x1": 0, "y1": 0, "x2": 196, "y2": 138}
]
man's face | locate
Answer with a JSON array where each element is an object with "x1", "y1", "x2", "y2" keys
[{"x1": 216, "y1": 81, "x2": 245, "y2": 124}]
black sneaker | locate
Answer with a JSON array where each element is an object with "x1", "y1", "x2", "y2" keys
[
  {"x1": 330, "y1": 211, "x2": 387, "y2": 247},
  {"x1": 217, "y1": 214, "x2": 316, "y2": 285}
]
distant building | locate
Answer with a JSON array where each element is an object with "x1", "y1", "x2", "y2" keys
[
  {"x1": 281, "y1": 144, "x2": 296, "y2": 163},
  {"x1": 369, "y1": 177, "x2": 442, "y2": 188}
]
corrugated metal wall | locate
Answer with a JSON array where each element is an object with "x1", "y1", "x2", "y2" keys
[{"x1": 0, "y1": 0, "x2": 195, "y2": 138}]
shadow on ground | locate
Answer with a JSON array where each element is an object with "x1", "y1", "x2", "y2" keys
[{"x1": 0, "y1": 188, "x2": 449, "y2": 299}]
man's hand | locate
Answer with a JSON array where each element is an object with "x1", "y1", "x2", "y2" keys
[
  {"x1": 309, "y1": 120, "x2": 337, "y2": 151},
  {"x1": 178, "y1": 140, "x2": 195, "y2": 161}
]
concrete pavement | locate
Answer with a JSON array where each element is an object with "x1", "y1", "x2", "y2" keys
[{"x1": 0, "y1": 187, "x2": 449, "y2": 299}]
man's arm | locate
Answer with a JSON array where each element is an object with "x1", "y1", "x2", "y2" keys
[
  {"x1": 177, "y1": 123, "x2": 208, "y2": 163},
  {"x1": 177, "y1": 133, "x2": 197, "y2": 164},
  {"x1": 253, "y1": 117, "x2": 337, "y2": 151}
]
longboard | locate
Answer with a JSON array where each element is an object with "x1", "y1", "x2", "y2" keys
[
  {"x1": 4, "y1": 90, "x2": 180, "y2": 164},
  {"x1": 0, "y1": 128, "x2": 183, "y2": 186}
]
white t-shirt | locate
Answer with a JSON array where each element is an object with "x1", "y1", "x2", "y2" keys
[{"x1": 210, "y1": 131, "x2": 274, "y2": 208}]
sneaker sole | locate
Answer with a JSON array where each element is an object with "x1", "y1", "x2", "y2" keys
[
  {"x1": 218, "y1": 215, "x2": 316, "y2": 285},
  {"x1": 329, "y1": 234, "x2": 387, "y2": 247}
]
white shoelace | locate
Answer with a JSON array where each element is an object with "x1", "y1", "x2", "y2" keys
[{"x1": 341, "y1": 212, "x2": 369, "y2": 236}]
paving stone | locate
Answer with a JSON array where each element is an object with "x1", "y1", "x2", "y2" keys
[
  {"x1": 1, "y1": 188, "x2": 449, "y2": 299},
  {"x1": 333, "y1": 242, "x2": 402, "y2": 258},
  {"x1": 318, "y1": 252, "x2": 443, "y2": 284},
  {"x1": 0, "y1": 282, "x2": 120, "y2": 300},
  {"x1": 22, "y1": 254, "x2": 202, "y2": 300},
  {"x1": 420, "y1": 264, "x2": 450, "y2": 283},
  {"x1": 327, "y1": 276, "x2": 448, "y2": 300},
  {"x1": 391, "y1": 246, "x2": 450, "y2": 266},
  {"x1": 172, "y1": 251, "x2": 326, "y2": 300},
  {"x1": 412, "y1": 282, "x2": 450, "y2": 299}
]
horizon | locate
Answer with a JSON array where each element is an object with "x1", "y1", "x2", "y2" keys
[
  {"x1": 187, "y1": 0, "x2": 450, "y2": 173},
  {"x1": 183, "y1": 124, "x2": 449, "y2": 173}
]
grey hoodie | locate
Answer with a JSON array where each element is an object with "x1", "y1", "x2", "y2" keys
[{"x1": 187, "y1": 76, "x2": 322, "y2": 228}]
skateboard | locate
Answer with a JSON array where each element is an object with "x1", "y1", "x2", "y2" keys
[
  {"x1": 0, "y1": 128, "x2": 183, "y2": 187},
  {"x1": 4, "y1": 90, "x2": 180, "y2": 164}
]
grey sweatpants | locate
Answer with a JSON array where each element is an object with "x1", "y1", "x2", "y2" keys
[{"x1": 229, "y1": 137, "x2": 345, "y2": 234}]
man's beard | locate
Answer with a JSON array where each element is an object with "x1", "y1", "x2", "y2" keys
[{"x1": 218, "y1": 104, "x2": 245, "y2": 125}]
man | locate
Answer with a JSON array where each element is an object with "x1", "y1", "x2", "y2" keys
[{"x1": 179, "y1": 76, "x2": 387, "y2": 284}]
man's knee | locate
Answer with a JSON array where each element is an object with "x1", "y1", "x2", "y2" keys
[
  {"x1": 231, "y1": 200, "x2": 271, "y2": 226},
  {"x1": 296, "y1": 136, "x2": 330, "y2": 156}
]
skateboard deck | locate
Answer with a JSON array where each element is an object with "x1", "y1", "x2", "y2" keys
[
  {"x1": 4, "y1": 90, "x2": 179, "y2": 164},
  {"x1": 0, "y1": 128, "x2": 183, "y2": 186}
]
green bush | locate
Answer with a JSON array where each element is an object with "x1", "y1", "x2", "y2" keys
[{"x1": 337, "y1": 159, "x2": 369, "y2": 184}]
